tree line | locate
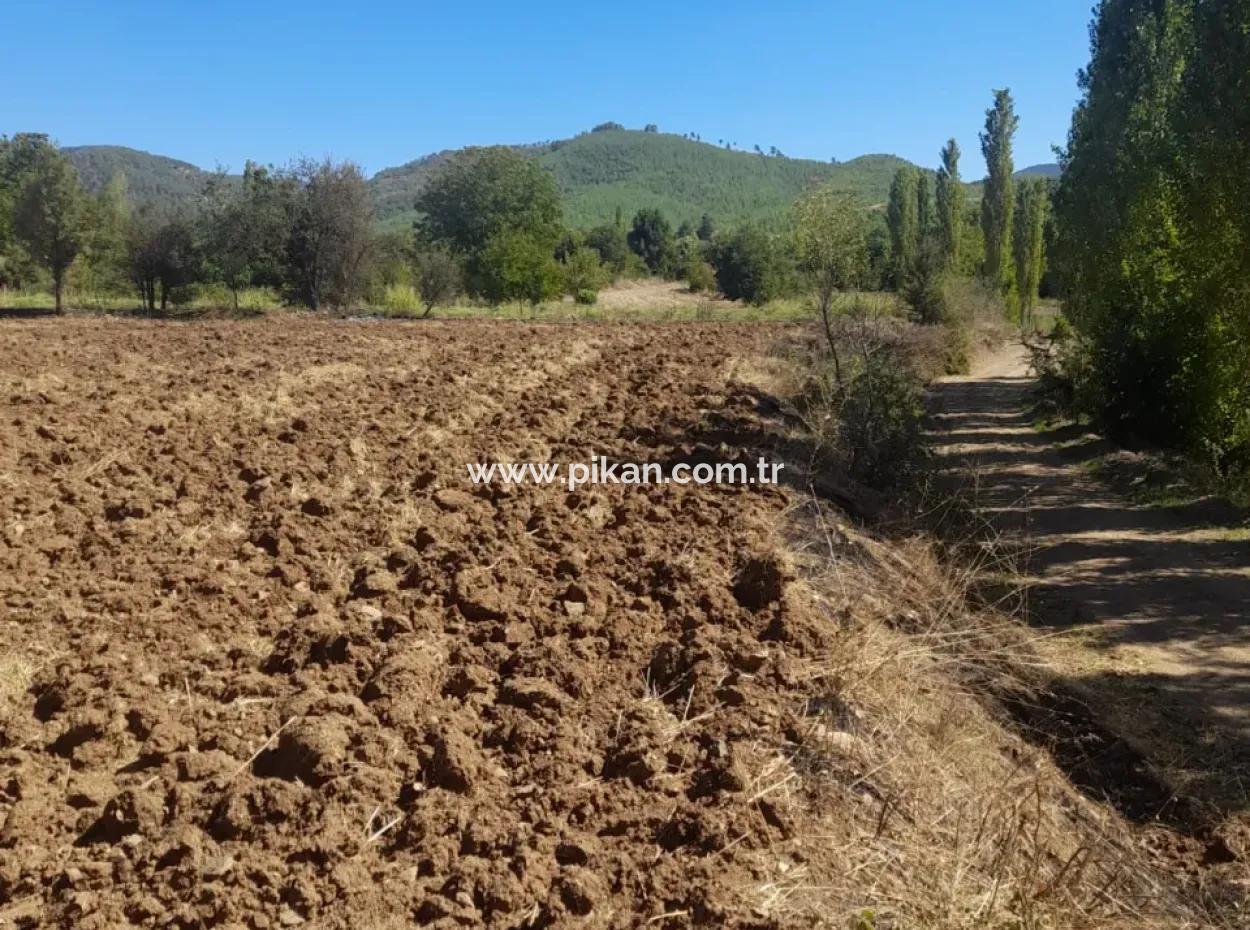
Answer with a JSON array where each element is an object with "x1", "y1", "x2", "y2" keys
[
  {"x1": 0, "y1": 132, "x2": 808, "y2": 313},
  {"x1": 882, "y1": 89, "x2": 1050, "y2": 330},
  {"x1": 1052, "y1": 0, "x2": 1250, "y2": 470},
  {"x1": 0, "y1": 138, "x2": 384, "y2": 314}
]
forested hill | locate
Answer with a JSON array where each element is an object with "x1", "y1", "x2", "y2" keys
[
  {"x1": 64, "y1": 146, "x2": 220, "y2": 208},
  {"x1": 373, "y1": 130, "x2": 913, "y2": 229},
  {"x1": 63, "y1": 131, "x2": 1061, "y2": 230}
]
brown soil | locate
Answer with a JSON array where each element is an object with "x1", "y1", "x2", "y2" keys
[{"x1": 0, "y1": 318, "x2": 1227, "y2": 929}]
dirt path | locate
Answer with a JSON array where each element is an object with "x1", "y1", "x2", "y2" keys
[{"x1": 927, "y1": 344, "x2": 1250, "y2": 815}]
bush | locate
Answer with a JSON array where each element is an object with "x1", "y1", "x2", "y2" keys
[
  {"x1": 940, "y1": 322, "x2": 971, "y2": 376},
  {"x1": 798, "y1": 309, "x2": 930, "y2": 490},
  {"x1": 414, "y1": 246, "x2": 461, "y2": 313},
  {"x1": 686, "y1": 259, "x2": 716, "y2": 293},
  {"x1": 562, "y1": 246, "x2": 607, "y2": 302},
  {"x1": 839, "y1": 349, "x2": 925, "y2": 489},
  {"x1": 709, "y1": 227, "x2": 793, "y2": 305},
  {"x1": 379, "y1": 283, "x2": 423, "y2": 316},
  {"x1": 477, "y1": 232, "x2": 564, "y2": 305}
]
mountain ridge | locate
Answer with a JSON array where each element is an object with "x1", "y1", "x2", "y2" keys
[{"x1": 61, "y1": 132, "x2": 1060, "y2": 230}]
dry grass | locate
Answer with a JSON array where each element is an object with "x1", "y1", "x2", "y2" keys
[{"x1": 752, "y1": 496, "x2": 1217, "y2": 929}]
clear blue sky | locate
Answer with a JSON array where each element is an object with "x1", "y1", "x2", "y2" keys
[{"x1": 4, "y1": 0, "x2": 1092, "y2": 177}]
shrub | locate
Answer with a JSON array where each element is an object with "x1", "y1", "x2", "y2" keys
[
  {"x1": 709, "y1": 227, "x2": 792, "y2": 305},
  {"x1": 413, "y1": 246, "x2": 461, "y2": 314},
  {"x1": 562, "y1": 246, "x2": 607, "y2": 302},
  {"x1": 686, "y1": 259, "x2": 716, "y2": 293},
  {"x1": 798, "y1": 309, "x2": 929, "y2": 490},
  {"x1": 477, "y1": 231, "x2": 564, "y2": 306},
  {"x1": 380, "y1": 283, "x2": 423, "y2": 316}
]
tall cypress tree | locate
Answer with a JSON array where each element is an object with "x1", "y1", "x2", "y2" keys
[
  {"x1": 935, "y1": 138, "x2": 963, "y2": 269},
  {"x1": 980, "y1": 89, "x2": 1019, "y2": 296}
]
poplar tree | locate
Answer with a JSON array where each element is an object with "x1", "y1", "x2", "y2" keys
[
  {"x1": 916, "y1": 172, "x2": 933, "y2": 238},
  {"x1": 886, "y1": 166, "x2": 919, "y2": 285},
  {"x1": 980, "y1": 89, "x2": 1018, "y2": 297},
  {"x1": 1013, "y1": 178, "x2": 1047, "y2": 325},
  {"x1": 935, "y1": 138, "x2": 963, "y2": 269}
]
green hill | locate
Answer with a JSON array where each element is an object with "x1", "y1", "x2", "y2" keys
[
  {"x1": 371, "y1": 131, "x2": 912, "y2": 230},
  {"x1": 64, "y1": 145, "x2": 221, "y2": 211},
  {"x1": 63, "y1": 132, "x2": 944, "y2": 232},
  {"x1": 535, "y1": 131, "x2": 910, "y2": 228}
]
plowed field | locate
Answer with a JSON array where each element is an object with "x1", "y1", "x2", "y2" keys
[{"x1": 2, "y1": 317, "x2": 856, "y2": 928}]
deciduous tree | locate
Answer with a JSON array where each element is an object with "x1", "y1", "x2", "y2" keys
[
  {"x1": 284, "y1": 159, "x2": 372, "y2": 310},
  {"x1": 793, "y1": 187, "x2": 868, "y2": 384},
  {"x1": 14, "y1": 147, "x2": 90, "y2": 313},
  {"x1": 416, "y1": 147, "x2": 561, "y2": 297}
]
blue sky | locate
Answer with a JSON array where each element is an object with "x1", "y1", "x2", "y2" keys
[{"x1": 4, "y1": 0, "x2": 1092, "y2": 177}]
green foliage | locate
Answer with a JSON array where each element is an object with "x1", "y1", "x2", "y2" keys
[
  {"x1": 74, "y1": 172, "x2": 132, "y2": 295},
  {"x1": 956, "y1": 205, "x2": 985, "y2": 278},
  {"x1": 530, "y1": 131, "x2": 913, "y2": 229},
  {"x1": 284, "y1": 159, "x2": 373, "y2": 310},
  {"x1": 886, "y1": 166, "x2": 920, "y2": 285},
  {"x1": 202, "y1": 162, "x2": 292, "y2": 309},
  {"x1": 696, "y1": 213, "x2": 716, "y2": 241},
  {"x1": 980, "y1": 89, "x2": 1019, "y2": 296},
  {"x1": 64, "y1": 145, "x2": 223, "y2": 213},
  {"x1": 1013, "y1": 178, "x2": 1048, "y2": 324},
  {"x1": 685, "y1": 259, "x2": 716, "y2": 293},
  {"x1": 916, "y1": 171, "x2": 933, "y2": 237},
  {"x1": 562, "y1": 245, "x2": 607, "y2": 301},
  {"x1": 67, "y1": 134, "x2": 953, "y2": 240},
  {"x1": 673, "y1": 234, "x2": 703, "y2": 271},
  {"x1": 709, "y1": 226, "x2": 793, "y2": 305},
  {"x1": 935, "y1": 139, "x2": 964, "y2": 269},
  {"x1": 585, "y1": 220, "x2": 630, "y2": 275},
  {"x1": 627, "y1": 208, "x2": 675, "y2": 276},
  {"x1": 416, "y1": 146, "x2": 562, "y2": 256},
  {"x1": 900, "y1": 239, "x2": 949, "y2": 325},
  {"x1": 793, "y1": 186, "x2": 868, "y2": 317},
  {"x1": 1, "y1": 133, "x2": 58, "y2": 289},
  {"x1": 128, "y1": 212, "x2": 203, "y2": 312},
  {"x1": 1054, "y1": 0, "x2": 1250, "y2": 468},
  {"x1": 806, "y1": 311, "x2": 928, "y2": 489},
  {"x1": 478, "y1": 231, "x2": 564, "y2": 306},
  {"x1": 413, "y1": 245, "x2": 462, "y2": 314},
  {"x1": 13, "y1": 145, "x2": 90, "y2": 311},
  {"x1": 378, "y1": 283, "x2": 423, "y2": 317},
  {"x1": 416, "y1": 147, "x2": 562, "y2": 297}
]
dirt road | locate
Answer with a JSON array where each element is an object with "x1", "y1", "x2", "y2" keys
[{"x1": 927, "y1": 345, "x2": 1250, "y2": 816}]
